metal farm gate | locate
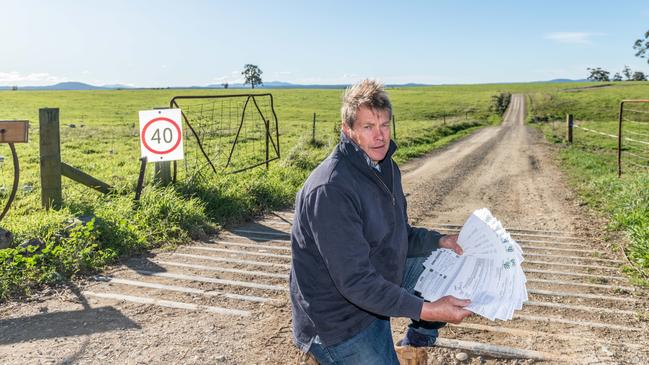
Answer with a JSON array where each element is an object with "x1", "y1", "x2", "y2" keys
[
  {"x1": 170, "y1": 94, "x2": 280, "y2": 181},
  {"x1": 617, "y1": 100, "x2": 649, "y2": 176}
]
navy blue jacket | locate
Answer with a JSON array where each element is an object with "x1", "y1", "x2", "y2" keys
[{"x1": 290, "y1": 133, "x2": 443, "y2": 350}]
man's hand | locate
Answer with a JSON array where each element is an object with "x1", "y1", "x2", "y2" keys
[
  {"x1": 420, "y1": 296, "x2": 472, "y2": 324},
  {"x1": 439, "y1": 234, "x2": 463, "y2": 255}
]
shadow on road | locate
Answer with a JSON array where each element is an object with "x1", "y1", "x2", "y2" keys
[
  {"x1": 228, "y1": 221, "x2": 290, "y2": 243},
  {"x1": 0, "y1": 283, "x2": 139, "y2": 346}
]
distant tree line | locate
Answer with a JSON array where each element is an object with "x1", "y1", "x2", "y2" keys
[
  {"x1": 586, "y1": 30, "x2": 649, "y2": 82},
  {"x1": 587, "y1": 66, "x2": 646, "y2": 82}
]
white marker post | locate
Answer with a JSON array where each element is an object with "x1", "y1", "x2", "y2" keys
[{"x1": 139, "y1": 109, "x2": 184, "y2": 185}]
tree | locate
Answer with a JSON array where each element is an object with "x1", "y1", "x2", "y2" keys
[
  {"x1": 622, "y1": 65, "x2": 633, "y2": 81},
  {"x1": 222, "y1": 82, "x2": 229, "y2": 89},
  {"x1": 241, "y1": 64, "x2": 263, "y2": 89},
  {"x1": 612, "y1": 72, "x2": 622, "y2": 81},
  {"x1": 587, "y1": 68, "x2": 609, "y2": 81},
  {"x1": 631, "y1": 71, "x2": 647, "y2": 81},
  {"x1": 634, "y1": 30, "x2": 649, "y2": 64},
  {"x1": 587, "y1": 67, "x2": 610, "y2": 82}
]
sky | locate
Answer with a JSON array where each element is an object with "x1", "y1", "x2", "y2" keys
[{"x1": 2, "y1": 0, "x2": 649, "y2": 87}]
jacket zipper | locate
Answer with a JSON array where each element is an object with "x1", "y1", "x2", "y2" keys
[{"x1": 370, "y1": 163, "x2": 396, "y2": 206}]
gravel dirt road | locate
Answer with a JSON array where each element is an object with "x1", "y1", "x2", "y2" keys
[{"x1": 1, "y1": 94, "x2": 647, "y2": 365}]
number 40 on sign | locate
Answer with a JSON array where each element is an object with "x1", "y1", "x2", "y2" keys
[{"x1": 139, "y1": 109, "x2": 184, "y2": 162}]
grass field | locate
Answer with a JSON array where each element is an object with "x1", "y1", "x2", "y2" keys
[
  {"x1": 0, "y1": 85, "x2": 508, "y2": 300},
  {"x1": 2, "y1": 81, "x2": 647, "y2": 299},
  {"x1": 526, "y1": 81, "x2": 649, "y2": 283}
]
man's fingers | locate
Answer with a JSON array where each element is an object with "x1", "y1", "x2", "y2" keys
[
  {"x1": 449, "y1": 309, "x2": 473, "y2": 324},
  {"x1": 448, "y1": 297, "x2": 471, "y2": 307},
  {"x1": 441, "y1": 234, "x2": 464, "y2": 255}
]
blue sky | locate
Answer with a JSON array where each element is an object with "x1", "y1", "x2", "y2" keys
[{"x1": 2, "y1": 0, "x2": 648, "y2": 87}]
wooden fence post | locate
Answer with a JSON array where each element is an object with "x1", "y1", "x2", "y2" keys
[
  {"x1": 154, "y1": 161, "x2": 172, "y2": 185},
  {"x1": 312, "y1": 112, "x2": 316, "y2": 143},
  {"x1": 392, "y1": 114, "x2": 397, "y2": 140},
  {"x1": 566, "y1": 114, "x2": 573, "y2": 144},
  {"x1": 39, "y1": 108, "x2": 63, "y2": 210}
]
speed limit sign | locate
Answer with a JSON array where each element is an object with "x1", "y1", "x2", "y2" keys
[{"x1": 139, "y1": 109, "x2": 184, "y2": 161}]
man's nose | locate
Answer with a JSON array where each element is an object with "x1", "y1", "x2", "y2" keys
[{"x1": 374, "y1": 127, "x2": 385, "y2": 141}]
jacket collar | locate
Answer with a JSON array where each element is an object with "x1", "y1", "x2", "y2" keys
[{"x1": 338, "y1": 131, "x2": 397, "y2": 172}]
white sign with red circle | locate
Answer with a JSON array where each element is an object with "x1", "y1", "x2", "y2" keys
[{"x1": 139, "y1": 109, "x2": 184, "y2": 162}]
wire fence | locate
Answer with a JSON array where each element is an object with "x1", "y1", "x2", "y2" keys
[
  {"x1": 5, "y1": 100, "x2": 483, "y2": 213},
  {"x1": 566, "y1": 101, "x2": 649, "y2": 176},
  {"x1": 171, "y1": 94, "x2": 280, "y2": 181}
]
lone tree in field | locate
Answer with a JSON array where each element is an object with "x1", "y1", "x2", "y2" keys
[
  {"x1": 631, "y1": 71, "x2": 647, "y2": 81},
  {"x1": 587, "y1": 67, "x2": 610, "y2": 82},
  {"x1": 242, "y1": 64, "x2": 263, "y2": 89},
  {"x1": 634, "y1": 30, "x2": 649, "y2": 64}
]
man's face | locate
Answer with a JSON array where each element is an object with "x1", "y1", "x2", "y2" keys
[{"x1": 342, "y1": 105, "x2": 391, "y2": 163}]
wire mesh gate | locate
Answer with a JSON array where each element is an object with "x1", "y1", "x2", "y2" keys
[
  {"x1": 617, "y1": 100, "x2": 649, "y2": 176},
  {"x1": 170, "y1": 94, "x2": 280, "y2": 181}
]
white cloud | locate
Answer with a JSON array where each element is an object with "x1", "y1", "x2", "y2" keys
[
  {"x1": 0, "y1": 71, "x2": 66, "y2": 85},
  {"x1": 544, "y1": 32, "x2": 604, "y2": 45}
]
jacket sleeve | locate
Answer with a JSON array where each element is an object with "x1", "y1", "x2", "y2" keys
[
  {"x1": 304, "y1": 184, "x2": 423, "y2": 320},
  {"x1": 402, "y1": 193, "x2": 444, "y2": 257},
  {"x1": 407, "y1": 225, "x2": 443, "y2": 258}
]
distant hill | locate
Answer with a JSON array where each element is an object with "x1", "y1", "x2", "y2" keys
[
  {"x1": 0, "y1": 79, "x2": 594, "y2": 91},
  {"x1": 31, "y1": 82, "x2": 104, "y2": 90},
  {"x1": 0, "y1": 80, "x2": 431, "y2": 91},
  {"x1": 0, "y1": 82, "x2": 135, "y2": 91}
]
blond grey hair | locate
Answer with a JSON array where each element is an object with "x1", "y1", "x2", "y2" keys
[{"x1": 341, "y1": 79, "x2": 392, "y2": 128}]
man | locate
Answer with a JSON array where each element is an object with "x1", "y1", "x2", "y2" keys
[{"x1": 290, "y1": 79, "x2": 472, "y2": 364}]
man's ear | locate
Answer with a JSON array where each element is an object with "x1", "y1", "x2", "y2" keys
[{"x1": 341, "y1": 121, "x2": 351, "y2": 135}]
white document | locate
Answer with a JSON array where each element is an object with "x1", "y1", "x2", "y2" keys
[{"x1": 415, "y1": 208, "x2": 528, "y2": 321}]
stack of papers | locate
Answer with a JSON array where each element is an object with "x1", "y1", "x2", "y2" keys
[{"x1": 414, "y1": 208, "x2": 528, "y2": 321}]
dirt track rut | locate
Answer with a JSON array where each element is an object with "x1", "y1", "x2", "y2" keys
[{"x1": 0, "y1": 95, "x2": 647, "y2": 364}]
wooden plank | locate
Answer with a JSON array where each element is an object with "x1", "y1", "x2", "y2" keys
[
  {"x1": 0, "y1": 121, "x2": 29, "y2": 143},
  {"x1": 61, "y1": 162, "x2": 112, "y2": 194}
]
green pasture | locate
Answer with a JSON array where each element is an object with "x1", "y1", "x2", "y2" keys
[
  {"x1": 527, "y1": 82, "x2": 649, "y2": 282},
  {"x1": 0, "y1": 85, "x2": 507, "y2": 300},
  {"x1": 3, "y1": 80, "x2": 647, "y2": 299}
]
